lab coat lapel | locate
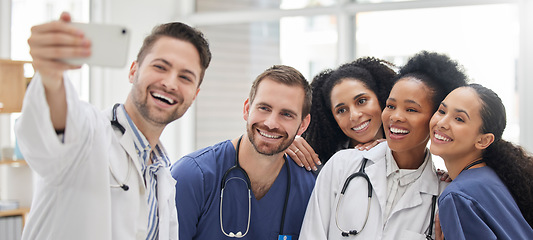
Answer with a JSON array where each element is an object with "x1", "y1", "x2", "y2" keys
[
  {"x1": 107, "y1": 106, "x2": 146, "y2": 194},
  {"x1": 361, "y1": 143, "x2": 388, "y2": 219},
  {"x1": 364, "y1": 156, "x2": 387, "y2": 219}
]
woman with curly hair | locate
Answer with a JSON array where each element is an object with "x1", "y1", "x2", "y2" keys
[
  {"x1": 299, "y1": 51, "x2": 467, "y2": 239},
  {"x1": 430, "y1": 84, "x2": 533, "y2": 239},
  {"x1": 287, "y1": 57, "x2": 396, "y2": 171}
]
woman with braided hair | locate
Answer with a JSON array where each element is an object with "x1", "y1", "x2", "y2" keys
[{"x1": 430, "y1": 84, "x2": 533, "y2": 239}]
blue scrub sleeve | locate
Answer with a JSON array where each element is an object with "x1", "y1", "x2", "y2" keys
[
  {"x1": 439, "y1": 192, "x2": 497, "y2": 240},
  {"x1": 171, "y1": 157, "x2": 206, "y2": 240}
]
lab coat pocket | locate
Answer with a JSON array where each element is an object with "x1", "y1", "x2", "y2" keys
[{"x1": 398, "y1": 230, "x2": 428, "y2": 240}]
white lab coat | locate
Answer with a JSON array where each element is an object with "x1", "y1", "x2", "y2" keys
[
  {"x1": 15, "y1": 73, "x2": 178, "y2": 240},
  {"x1": 299, "y1": 142, "x2": 447, "y2": 240}
]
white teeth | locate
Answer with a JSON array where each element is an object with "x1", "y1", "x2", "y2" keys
[
  {"x1": 259, "y1": 131, "x2": 281, "y2": 139},
  {"x1": 152, "y1": 93, "x2": 175, "y2": 104},
  {"x1": 352, "y1": 121, "x2": 370, "y2": 131},
  {"x1": 390, "y1": 127, "x2": 409, "y2": 134},
  {"x1": 435, "y1": 133, "x2": 452, "y2": 142}
]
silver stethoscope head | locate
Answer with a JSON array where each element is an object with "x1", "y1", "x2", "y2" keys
[{"x1": 220, "y1": 176, "x2": 252, "y2": 238}]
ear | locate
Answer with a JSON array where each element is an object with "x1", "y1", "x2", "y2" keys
[
  {"x1": 243, "y1": 98, "x2": 250, "y2": 121},
  {"x1": 475, "y1": 133, "x2": 495, "y2": 150},
  {"x1": 128, "y1": 61, "x2": 138, "y2": 83},
  {"x1": 297, "y1": 114, "x2": 311, "y2": 136},
  {"x1": 192, "y1": 88, "x2": 200, "y2": 101}
]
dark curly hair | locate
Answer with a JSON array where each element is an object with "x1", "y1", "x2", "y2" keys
[
  {"x1": 468, "y1": 83, "x2": 533, "y2": 227},
  {"x1": 302, "y1": 57, "x2": 396, "y2": 162},
  {"x1": 396, "y1": 51, "x2": 468, "y2": 111}
]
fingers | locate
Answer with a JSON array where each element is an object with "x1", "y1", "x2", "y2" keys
[
  {"x1": 28, "y1": 17, "x2": 91, "y2": 80},
  {"x1": 287, "y1": 137, "x2": 320, "y2": 172},
  {"x1": 60, "y1": 11, "x2": 72, "y2": 22},
  {"x1": 287, "y1": 147, "x2": 303, "y2": 168},
  {"x1": 436, "y1": 169, "x2": 453, "y2": 182},
  {"x1": 295, "y1": 136, "x2": 321, "y2": 165},
  {"x1": 355, "y1": 139, "x2": 386, "y2": 151}
]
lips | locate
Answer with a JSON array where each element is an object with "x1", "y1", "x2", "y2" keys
[
  {"x1": 352, "y1": 120, "x2": 370, "y2": 132},
  {"x1": 390, "y1": 127, "x2": 409, "y2": 135},
  {"x1": 151, "y1": 92, "x2": 177, "y2": 105},
  {"x1": 433, "y1": 131, "x2": 453, "y2": 142},
  {"x1": 257, "y1": 129, "x2": 282, "y2": 139}
]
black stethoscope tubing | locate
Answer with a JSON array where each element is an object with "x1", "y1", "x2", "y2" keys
[
  {"x1": 109, "y1": 103, "x2": 130, "y2": 191},
  {"x1": 336, "y1": 156, "x2": 438, "y2": 239},
  {"x1": 220, "y1": 135, "x2": 291, "y2": 237},
  {"x1": 336, "y1": 157, "x2": 373, "y2": 237}
]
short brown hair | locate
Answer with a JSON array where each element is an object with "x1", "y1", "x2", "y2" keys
[
  {"x1": 136, "y1": 22, "x2": 212, "y2": 86},
  {"x1": 249, "y1": 65, "x2": 312, "y2": 119}
]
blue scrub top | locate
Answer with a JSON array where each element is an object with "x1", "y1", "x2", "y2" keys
[
  {"x1": 439, "y1": 166, "x2": 533, "y2": 240},
  {"x1": 171, "y1": 140, "x2": 316, "y2": 240}
]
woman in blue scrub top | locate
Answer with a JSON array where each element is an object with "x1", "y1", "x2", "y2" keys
[{"x1": 430, "y1": 84, "x2": 533, "y2": 239}]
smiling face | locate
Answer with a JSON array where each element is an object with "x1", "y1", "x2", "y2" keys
[
  {"x1": 244, "y1": 78, "x2": 310, "y2": 156},
  {"x1": 126, "y1": 36, "x2": 201, "y2": 127},
  {"x1": 381, "y1": 78, "x2": 434, "y2": 155},
  {"x1": 330, "y1": 78, "x2": 383, "y2": 146},
  {"x1": 429, "y1": 87, "x2": 488, "y2": 162}
]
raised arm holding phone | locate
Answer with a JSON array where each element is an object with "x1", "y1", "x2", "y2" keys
[{"x1": 16, "y1": 12, "x2": 211, "y2": 240}]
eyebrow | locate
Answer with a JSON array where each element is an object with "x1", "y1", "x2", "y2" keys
[
  {"x1": 334, "y1": 93, "x2": 366, "y2": 109},
  {"x1": 387, "y1": 97, "x2": 421, "y2": 108},
  {"x1": 152, "y1": 58, "x2": 198, "y2": 78},
  {"x1": 441, "y1": 102, "x2": 471, "y2": 120}
]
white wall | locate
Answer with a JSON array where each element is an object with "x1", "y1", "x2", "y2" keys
[{"x1": 519, "y1": 0, "x2": 533, "y2": 152}]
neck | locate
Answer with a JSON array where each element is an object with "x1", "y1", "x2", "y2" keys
[
  {"x1": 349, "y1": 127, "x2": 384, "y2": 148},
  {"x1": 124, "y1": 100, "x2": 164, "y2": 147},
  {"x1": 232, "y1": 135, "x2": 286, "y2": 200},
  {"x1": 443, "y1": 152, "x2": 485, "y2": 180},
  {"x1": 391, "y1": 146, "x2": 427, "y2": 170}
]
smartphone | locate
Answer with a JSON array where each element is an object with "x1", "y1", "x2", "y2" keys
[{"x1": 63, "y1": 22, "x2": 131, "y2": 68}]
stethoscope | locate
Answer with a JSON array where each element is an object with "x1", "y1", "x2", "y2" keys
[
  {"x1": 109, "y1": 103, "x2": 132, "y2": 191},
  {"x1": 219, "y1": 136, "x2": 291, "y2": 238},
  {"x1": 335, "y1": 157, "x2": 373, "y2": 237},
  {"x1": 335, "y1": 157, "x2": 438, "y2": 239}
]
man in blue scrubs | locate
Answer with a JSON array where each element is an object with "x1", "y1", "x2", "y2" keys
[{"x1": 171, "y1": 65, "x2": 316, "y2": 240}]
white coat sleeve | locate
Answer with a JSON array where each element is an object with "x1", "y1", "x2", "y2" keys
[
  {"x1": 14, "y1": 72, "x2": 102, "y2": 180},
  {"x1": 299, "y1": 153, "x2": 346, "y2": 239}
]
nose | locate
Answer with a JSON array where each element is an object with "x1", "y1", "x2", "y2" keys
[
  {"x1": 389, "y1": 110, "x2": 405, "y2": 123},
  {"x1": 161, "y1": 75, "x2": 178, "y2": 91},
  {"x1": 263, "y1": 113, "x2": 280, "y2": 130},
  {"x1": 349, "y1": 107, "x2": 363, "y2": 121},
  {"x1": 435, "y1": 115, "x2": 450, "y2": 130}
]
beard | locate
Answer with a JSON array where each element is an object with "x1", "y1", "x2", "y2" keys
[
  {"x1": 246, "y1": 123, "x2": 298, "y2": 156},
  {"x1": 130, "y1": 75, "x2": 186, "y2": 126}
]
